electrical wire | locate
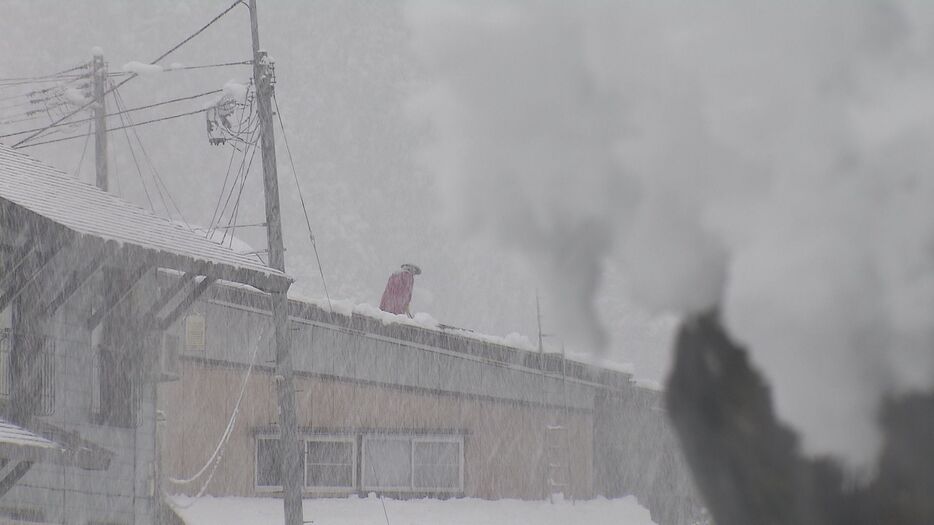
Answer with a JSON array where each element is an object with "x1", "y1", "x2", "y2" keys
[
  {"x1": 0, "y1": 75, "x2": 87, "y2": 89},
  {"x1": 207, "y1": 97, "x2": 260, "y2": 240},
  {"x1": 0, "y1": 62, "x2": 87, "y2": 97},
  {"x1": 53, "y1": 62, "x2": 91, "y2": 75},
  {"x1": 207, "y1": 147, "x2": 241, "y2": 237},
  {"x1": 0, "y1": 89, "x2": 223, "y2": 141},
  {"x1": 165, "y1": 323, "x2": 273, "y2": 510},
  {"x1": 0, "y1": 113, "x2": 46, "y2": 127},
  {"x1": 12, "y1": 0, "x2": 244, "y2": 148},
  {"x1": 0, "y1": 98, "x2": 41, "y2": 112},
  {"x1": 109, "y1": 84, "x2": 170, "y2": 216},
  {"x1": 15, "y1": 108, "x2": 207, "y2": 148},
  {"x1": 0, "y1": 91, "x2": 38, "y2": 103},
  {"x1": 158, "y1": 60, "x2": 253, "y2": 73},
  {"x1": 272, "y1": 93, "x2": 334, "y2": 316},
  {"x1": 111, "y1": 120, "x2": 123, "y2": 197},
  {"x1": 71, "y1": 121, "x2": 93, "y2": 179},
  {"x1": 112, "y1": 93, "x2": 157, "y2": 212},
  {"x1": 221, "y1": 132, "x2": 259, "y2": 248},
  {"x1": 111, "y1": 84, "x2": 191, "y2": 228}
]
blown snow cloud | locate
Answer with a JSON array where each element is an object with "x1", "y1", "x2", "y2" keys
[{"x1": 406, "y1": 0, "x2": 934, "y2": 472}]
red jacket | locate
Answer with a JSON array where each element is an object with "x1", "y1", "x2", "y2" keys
[{"x1": 379, "y1": 270, "x2": 414, "y2": 315}]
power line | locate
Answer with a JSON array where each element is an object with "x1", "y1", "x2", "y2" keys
[
  {"x1": 208, "y1": 95, "x2": 259, "y2": 239},
  {"x1": 217, "y1": 128, "x2": 259, "y2": 247},
  {"x1": 0, "y1": 89, "x2": 222, "y2": 140},
  {"x1": 0, "y1": 75, "x2": 87, "y2": 89},
  {"x1": 111, "y1": 84, "x2": 191, "y2": 229},
  {"x1": 151, "y1": 0, "x2": 245, "y2": 66},
  {"x1": 224, "y1": 143, "x2": 258, "y2": 246},
  {"x1": 0, "y1": 98, "x2": 42, "y2": 112},
  {"x1": 112, "y1": 89, "x2": 221, "y2": 118},
  {"x1": 165, "y1": 60, "x2": 252, "y2": 71},
  {"x1": 0, "y1": 113, "x2": 46, "y2": 126},
  {"x1": 0, "y1": 91, "x2": 38, "y2": 103},
  {"x1": 0, "y1": 73, "x2": 86, "y2": 83},
  {"x1": 15, "y1": 108, "x2": 207, "y2": 148},
  {"x1": 12, "y1": 0, "x2": 244, "y2": 148},
  {"x1": 109, "y1": 84, "x2": 165, "y2": 215},
  {"x1": 113, "y1": 93, "x2": 157, "y2": 212},
  {"x1": 147, "y1": 60, "x2": 254, "y2": 74},
  {"x1": 208, "y1": 110, "x2": 259, "y2": 244},
  {"x1": 105, "y1": 60, "x2": 252, "y2": 78},
  {"x1": 72, "y1": 121, "x2": 93, "y2": 179},
  {"x1": 53, "y1": 63, "x2": 91, "y2": 75},
  {"x1": 208, "y1": 146, "x2": 241, "y2": 236},
  {"x1": 0, "y1": 64, "x2": 86, "y2": 94},
  {"x1": 272, "y1": 93, "x2": 334, "y2": 316}
]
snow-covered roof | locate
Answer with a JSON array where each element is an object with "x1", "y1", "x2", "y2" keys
[
  {"x1": 0, "y1": 145, "x2": 289, "y2": 290},
  {"x1": 0, "y1": 417, "x2": 60, "y2": 450}
]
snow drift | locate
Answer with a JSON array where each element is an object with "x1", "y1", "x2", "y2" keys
[{"x1": 406, "y1": 0, "x2": 934, "y2": 473}]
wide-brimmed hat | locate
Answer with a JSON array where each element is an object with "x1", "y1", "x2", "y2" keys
[{"x1": 401, "y1": 263, "x2": 422, "y2": 275}]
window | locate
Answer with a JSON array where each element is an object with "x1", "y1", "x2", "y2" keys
[
  {"x1": 256, "y1": 436, "x2": 283, "y2": 490},
  {"x1": 362, "y1": 434, "x2": 464, "y2": 493},
  {"x1": 96, "y1": 342, "x2": 136, "y2": 427},
  {"x1": 0, "y1": 307, "x2": 9, "y2": 400},
  {"x1": 305, "y1": 437, "x2": 355, "y2": 490},
  {"x1": 258, "y1": 432, "x2": 464, "y2": 494},
  {"x1": 413, "y1": 437, "x2": 462, "y2": 491},
  {"x1": 362, "y1": 435, "x2": 412, "y2": 490},
  {"x1": 0, "y1": 329, "x2": 10, "y2": 399},
  {"x1": 185, "y1": 314, "x2": 205, "y2": 350},
  {"x1": 7, "y1": 333, "x2": 54, "y2": 417},
  {"x1": 33, "y1": 343, "x2": 54, "y2": 416},
  {"x1": 159, "y1": 333, "x2": 180, "y2": 379}
]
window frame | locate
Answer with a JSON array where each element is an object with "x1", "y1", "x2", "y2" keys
[
  {"x1": 303, "y1": 435, "x2": 357, "y2": 492},
  {"x1": 0, "y1": 328, "x2": 11, "y2": 399},
  {"x1": 412, "y1": 435, "x2": 464, "y2": 493},
  {"x1": 185, "y1": 313, "x2": 206, "y2": 351},
  {"x1": 361, "y1": 433, "x2": 464, "y2": 493},
  {"x1": 361, "y1": 434, "x2": 414, "y2": 492},
  {"x1": 254, "y1": 434, "x2": 284, "y2": 493}
]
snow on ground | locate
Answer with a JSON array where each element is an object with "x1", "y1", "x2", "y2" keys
[{"x1": 171, "y1": 495, "x2": 657, "y2": 525}]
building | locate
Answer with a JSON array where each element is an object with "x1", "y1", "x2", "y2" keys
[
  {"x1": 0, "y1": 144, "x2": 290, "y2": 524},
  {"x1": 0, "y1": 143, "x2": 702, "y2": 524},
  {"x1": 157, "y1": 278, "x2": 705, "y2": 524}
]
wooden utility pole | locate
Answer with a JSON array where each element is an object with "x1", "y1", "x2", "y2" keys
[
  {"x1": 248, "y1": 2, "x2": 302, "y2": 525},
  {"x1": 92, "y1": 51, "x2": 108, "y2": 191}
]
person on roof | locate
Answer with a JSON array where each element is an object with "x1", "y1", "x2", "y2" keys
[{"x1": 379, "y1": 263, "x2": 421, "y2": 318}]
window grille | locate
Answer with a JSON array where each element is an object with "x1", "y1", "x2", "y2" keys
[{"x1": 305, "y1": 437, "x2": 356, "y2": 490}]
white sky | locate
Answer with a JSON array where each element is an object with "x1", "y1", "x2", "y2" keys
[{"x1": 0, "y1": 0, "x2": 675, "y2": 381}]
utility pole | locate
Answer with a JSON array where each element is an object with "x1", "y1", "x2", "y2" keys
[
  {"x1": 91, "y1": 50, "x2": 108, "y2": 190},
  {"x1": 247, "y1": 2, "x2": 303, "y2": 525}
]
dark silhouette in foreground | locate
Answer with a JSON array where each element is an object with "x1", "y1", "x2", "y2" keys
[{"x1": 666, "y1": 312, "x2": 934, "y2": 525}]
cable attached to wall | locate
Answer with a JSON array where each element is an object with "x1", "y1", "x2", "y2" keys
[{"x1": 165, "y1": 322, "x2": 272, "y2": 498}]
